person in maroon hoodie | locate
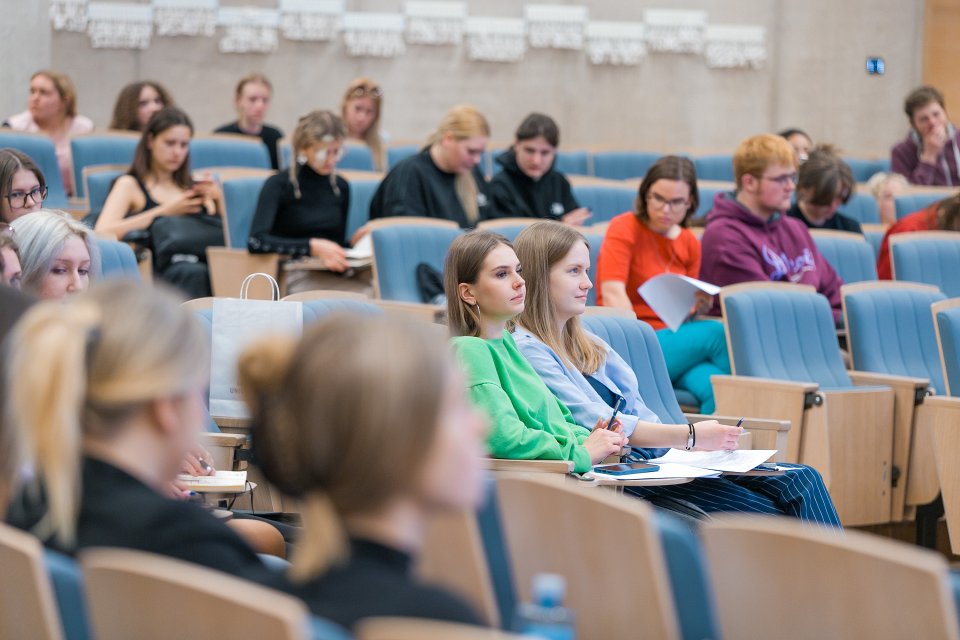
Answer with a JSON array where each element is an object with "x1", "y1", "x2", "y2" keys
[{"x1": 699, "y1": 133, "x2": 844, "y2": 323}]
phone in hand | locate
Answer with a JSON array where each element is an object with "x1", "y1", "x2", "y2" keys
[{"x1": 594, "y1": 461, "x2": 660, "y2": 476}]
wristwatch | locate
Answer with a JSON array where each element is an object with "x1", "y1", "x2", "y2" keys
[{"x1": 685, "y1": 423, "x2": 696, "y2": 451}]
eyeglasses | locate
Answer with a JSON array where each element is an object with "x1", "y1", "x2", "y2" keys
[
  {"x1": 647, "y1": 192, "x2": 690, "y2": 212},
  {"x1": 349, "y1": 86, "x2": 383, "y2": 99},
  {"x1": 6, "y1": 185, "x2": 47, "y2": 209},
  {"x1": 761, "y1": 173, "x2": 798, "y2": 187}
]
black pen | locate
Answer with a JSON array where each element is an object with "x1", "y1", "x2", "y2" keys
[{"x1": 606, "y1": 396, "x2": 624, "y2": 430}]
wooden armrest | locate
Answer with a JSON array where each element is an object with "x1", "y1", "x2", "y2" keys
[
  {"x1": 199, "y1": 432, "x2": 248, "y2": 447},
  {"x1": 710, "y1": 375, "x2": 818, "y2": 393},
  {"x1": 847, "y1": 370, "x2": 930, "y2": 390},
  {"x1": 686, "y1": 413, "x2": 791, "y2": 434},
  {"x1": 482, "y1": 458, "x2": 574, "y2": 473},
  {"x1": 211, "y1": 416, "x2": 253, "y2": 431}
]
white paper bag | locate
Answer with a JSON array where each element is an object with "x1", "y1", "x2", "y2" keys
[{"x1": 209, "y1": 273, "x2": 303, "y2": 419}]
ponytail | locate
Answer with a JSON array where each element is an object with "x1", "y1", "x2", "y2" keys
[
  {"x1": 7, "y1": 300, "x2": 102, "y2": 546},
  {"x1": 456, "y1": 174, "x2": 480, "y2": 225},
  {"x1": 290, "y1": 493, "x2": 348, "y2": 581},
  {"x1": 428, "y1": 105, "x2": 489, "y2": 225}
]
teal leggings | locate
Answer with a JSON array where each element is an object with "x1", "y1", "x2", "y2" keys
[{"x1": 655, "y1": 320, "x2": 731, "y2": 414}]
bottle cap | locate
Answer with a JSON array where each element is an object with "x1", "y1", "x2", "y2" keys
[{"x1": 532, "y1": 573, "x2": 566, "y2": 608}]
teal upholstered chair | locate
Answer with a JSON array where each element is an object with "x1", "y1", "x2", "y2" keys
[
  {"x1": 592, "y1": 151, "x2": 661, "y2": 180},
  {"x1": 191, "y1": 135, "x2": 271, "y2": 171},
  {"x1": 571, "y1": 184, "x2": 635, "y2": 224},
  {"x1": 369, "y1": 220, "x2": 462, "y2": 302},
  {"x1": 70, "y1": 133, "x2": 138, "y2": 198},
  {"x1": 890, "y1": 231, "x2": 960, "y2": 297},
  {"x1": 0, "y1": 131, "x2": 70, "y2": 207},
  {"x1": 94, "y1": 237, "x2": 140, "y2": 281},
  {"x1": 810, "y1": 229, "x2": 878, "y2": 283}
]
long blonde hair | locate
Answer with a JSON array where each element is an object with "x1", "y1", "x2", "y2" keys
[
  {"x1": 429, "y1": 105, "x2": 490, "y2": 225},
  {"x1": 340, "y1": 77, "x2": 385, "y2": 171},
  {"x1": 289, "y1": 110, "x2": 347, "y2": 199},
  {"x1": 4, "y1": 281, "x2": 207, "y2": 546},
  {"x1": 514, "y1": 221, "x2": 606, "y2": 374},
  {"x1": 238, "y1": 314, "x2": 449, "y2": 581},
  {"x1": 444, "y1": 230, "x2": 513, "y2": 338}
]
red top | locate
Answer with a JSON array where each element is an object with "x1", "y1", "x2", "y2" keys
[
  {"x1": 876, "y1": 205, "x2": 939, "y2": 279},
  {"x1": 595, "y1": 212, "x2": 701, "y2": 330}
]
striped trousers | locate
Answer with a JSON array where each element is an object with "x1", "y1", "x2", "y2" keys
[{"x1": 627, "y1": 464, "x2": 842, "y2": 527}]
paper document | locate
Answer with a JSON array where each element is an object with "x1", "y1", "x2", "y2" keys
[
  {"x1": 595, "y1": 462, "x2": 723, "y2": 481},
  {"x1": 650, "y1": 449, "x2": 776, "y2": 474},
  {"x1": 345, "y1": 234, "x2": 372, "y2": 260},
  {"x1": 177, "y1": 470, "x2": 248, "y2": 492},
  {"x1": 638, "y1": 273, "x2": 721, "y2": 332}
]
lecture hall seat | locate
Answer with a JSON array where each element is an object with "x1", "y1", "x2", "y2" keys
[
  {"x1": 890, "y1": 231, "x2": 960, "y2": 297},
  {"x1": 369, "y1": 218, "x2": 462, "y2": 302},
  {"x1": 70, "y1": 132, "x2": 138, "y2": 198},
  {"x1": 0, "y1": 130, "x2": 70, "y2": 208},
  {"x1": 810, "y1": 229, "x2": 878, "y2": 284}
]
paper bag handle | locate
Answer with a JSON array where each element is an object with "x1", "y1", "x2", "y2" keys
[{"x1": 239, "y1": 273, "x2": 281, "y2": 301}]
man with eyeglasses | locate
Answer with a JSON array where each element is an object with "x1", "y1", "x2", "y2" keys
[{"x1": 699, "y1": 133, "x2": 843, "y2": 323}]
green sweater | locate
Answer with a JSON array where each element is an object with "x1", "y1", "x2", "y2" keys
[{"x1": 452, "y1": 331, "x2": 593, "y2": 473}]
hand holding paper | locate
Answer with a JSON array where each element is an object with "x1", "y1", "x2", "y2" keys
[{"x1": 638, "y1": 273, "x2": 720, "y2": 332}]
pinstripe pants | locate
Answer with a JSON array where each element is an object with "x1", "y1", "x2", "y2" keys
[{"x1": 627, "y1": 464, "x2": 842, "y2": 527}]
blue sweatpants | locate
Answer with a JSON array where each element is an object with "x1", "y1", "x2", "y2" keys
[
  {"x1": 627, "y1": 464, "x2": 842, "y2": 527},
  {"x1": 655, "y1": 320, "x2": 730, "y2": 414}
]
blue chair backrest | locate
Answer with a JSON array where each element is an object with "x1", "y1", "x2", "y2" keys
[
  {"x1": 339, "y1": 145, "x2": 375, "y2": 172},
  {"x1": 843, "y1": 157, "x2": 889, "y2": 183},
  {"x1": 723, "y1": 286, "x2": 852, "y2": 388},
  {"x1": 896, "y1": 193, "x2": 945, "y2": 220},
  {"x1": 279, "y1": 142, "x2": 292, "y2": 169},
  {"x1": 572, "y1": 185, "x2": 635, "y2": 224},
  {"x1": 190, "y1": 136, "x2": 270, "y2": 171},
  {"x1": 841, "y1": 192, "x2": 881, "y2": 224},
  {"x1": 592, "y1": 151, "x2": 662, "y2": 180},
  {"x1": 0, "y1": 132, "x2": 69, "y2": 207},
  {"x1": 694, "y1": 186, "x2": 727, "y2": 221},
  {"x1": 555, "y1": 150, "x2": 590, "y2": 176},
  {"x1": 693, "y1": 154, "x2": 734, "y2": 182},
  {"x1": 44, "y1": 549, "x2": 92, "y2": 640},
  {"x1": 935, "y1": 304, "x2": 960, "y2": 396},
  {"x1": 654, "y1": 512, "x2": 721, "y2": 640},
  {"x1": 301, "y1": 298, "x2": 381, "y2": 323},
  {"x1": 347, "y1": 180, "x2": 379, "y2": 241},
  {"x1": 309, "y1": 616, "x2": 352, "y2": 640},
  {"x1": 483, "y1": 223, "x2": 532, "y2": 242},
  {"x1": 84, "y1": 168, "x2": 125, "y2": 224},
  {"x1": 811, "y1": 232, "x2": 877, "y2": 283},
  {"x1": 891, "y1": 234, "x2": 960, "y2": 297},
  {"x1": 70, "y1": 135, "x2": 138, "y2": 198},
  {"x1": 581, "y1": 314, "x2": 687, "y2": 424},
  {"x1": 371, "y1": 224, "x2": 462, "y2": 302},
  {"x1": 222, "y1": 177, "x2": 269, "y2": 249},
  {"x1": 477, "y1": 476, "x2": 518, "y2": 631},
  {"x1": 844, "y1": 285, "x2": 946, "y2": 394},
  {"x1": 583, "y1": 231, "x2": 605, "y2": 306},
  {"x1": 863, "y1": 228, "x2": 884, "y2": 259},
  {"x1": 94, "y1": 238, "x2": 140, "y2": 281},
  {"x1": 387, "y1": 145, "x2": 420, "y2": 169}
]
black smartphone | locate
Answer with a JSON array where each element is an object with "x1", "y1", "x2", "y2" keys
[{"x1": 594, "y1": 461, "x2": 660, "y2": 476}]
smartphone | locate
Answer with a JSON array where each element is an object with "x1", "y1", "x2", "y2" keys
[{"x1": 594, "y1": 461, "x2": 660, "y2": 476}]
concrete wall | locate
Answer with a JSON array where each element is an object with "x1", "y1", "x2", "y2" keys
[{"x1": 2, "y1": 0, "x2": 925, "y2": 157}]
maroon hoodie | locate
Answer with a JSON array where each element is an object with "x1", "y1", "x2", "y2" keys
[{"x1": 699, "y1": 191, "x2": 843, "y2": 322}]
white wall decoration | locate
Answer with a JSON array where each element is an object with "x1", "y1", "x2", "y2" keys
[
  {"x1": 154, "y1": 0, "x2": 217, "y2": 37},
  {"x1": 50, "y1": 0, "x2": 89, "y2": 32},
  {"x1": 218, "y1": 7, "x2": 280, "y2": 54},
  {"x1": 704, "y1": 24, "x2": 766, "y2": 69},
  {"x1": 342, "y1": 12, "x2": 406, "y2": 58},
  {"x1": 405, "y1": 1, "x2": 467, "y2": 45},
  {"x1": 464, "y1": 17, "x2": 526, "y2": 63},
  {"x1": 279, "y1": 0, "x2": 343, "y2": 42},
  {"x1": 87, "y1": 3, "x2": 153, "y2": 49},
  {"x1": 644, "y1": 9, "x2": 706, "y2": 53},
  {"x1": 585, "y1": 21, "x2": 646, "y2": 65},
  {"x1": 524, "y1": 4, "x2": 587, "y2": 50}
]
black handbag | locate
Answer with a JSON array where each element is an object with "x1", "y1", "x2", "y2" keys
[{"x1": 148, "y1": 213, "x2": 225, "y2": 271}]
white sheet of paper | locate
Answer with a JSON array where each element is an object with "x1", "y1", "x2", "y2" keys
[
  {"x1": 649, "y1": 449, "x2": 777, "y2": 473},
  {"x1": 593, "y1": 462, "x2": 722, "y2": 481},
  {"x1": 345, "y1": 234, "x2": 373, "y2": 260},
  {"x1": 638, "y1": 273, "x2": 722, "y2": 332}
]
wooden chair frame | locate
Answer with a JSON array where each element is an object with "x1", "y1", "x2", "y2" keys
[{"x1": 0, "y1": 523, "x2": 65, "y2": 640}]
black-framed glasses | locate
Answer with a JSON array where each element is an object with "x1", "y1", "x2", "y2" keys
[
  {"x1": 6, "y1": 185, "x2": 47, "y2": 209},
  {"x1": 349, "y1": 85, "x2": 383, "y2": 99},
  {"x1": 761, "y1": 173, "x2": 798, "y2": 187},
  {"x1": 647, "y1": 192, "x2": 690, "y2": 212}
]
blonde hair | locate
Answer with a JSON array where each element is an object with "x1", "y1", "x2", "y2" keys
[
  {"x1": 32, "y1": 70, "x2": 78, "y2": 119},
  {"x1": 4, "y1": 281, "x2": 207, "y2": 546},
  {"x1": 514, "y1": 221, "x2": 606, "y2": 374},
  {"x1": 866, "y1": 171, "x2": 909, "y2": 199},
  {"x1": 429, "y1": 105, "x2": 490, "y2": 225},
  {"x1": 340, "y1": 77, "x2": 385, "y2": 171},
  {"x1": 289, "y1": 110, "x2": 347, "y2": 199},
  {"x1": 11, "y1": 209, "x2": 100, "y2": 295},
  {"x1": 238, "y1": 314, "x2": 449, "y2": 581},
  {"x1": 444, "y1": 230, "x2": 514, "y2": 338},
  {"x1": 733, "y1": 134, "x2": 799, "y2": 188}
]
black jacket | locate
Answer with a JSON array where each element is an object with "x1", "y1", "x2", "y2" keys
[
  {"x1": 488, "y1": 149, "x2": 579, "y2": 220},
  {"x1": 787, "y1": 202, "x2": 863, "y2": 234}
]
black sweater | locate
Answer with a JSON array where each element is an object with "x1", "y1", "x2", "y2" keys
[
  {"x1": 786, "y1": 202, "x2": 863, "y2": 234},
  {"x1": 368, "y1": 148, "x2": 492, "y2": 228},
  {"x1": 282, "y1": 538, "x2": 483, "y2": 631},
  {"x1": 489, "y1": 149, "x2": 579, "y2": 220},
  {"x1": 248, "y1": 165, "x2": 350, "y2": 258},
  {"x1": 214, "y1": 121, "x2": 284, "y2": 170}
]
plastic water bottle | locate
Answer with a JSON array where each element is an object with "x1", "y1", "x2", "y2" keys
[{"x1": 514, "y1": 573, "x2": 577, "y2": 640}]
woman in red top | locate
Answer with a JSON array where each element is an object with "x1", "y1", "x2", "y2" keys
[
  {"x1": 876, "y1": 193, "x2": 960, "y2": 279},
  {"x1": 595, "y1": 155, "x2": 730, "y2": 412}
]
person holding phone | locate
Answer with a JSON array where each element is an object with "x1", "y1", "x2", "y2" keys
[
  {"x1": 891, "y1": 85, "x2": 960, "y2": 187},
  {"x1": 511, "y1": 220, "x2": 840, "y2": 525}
]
